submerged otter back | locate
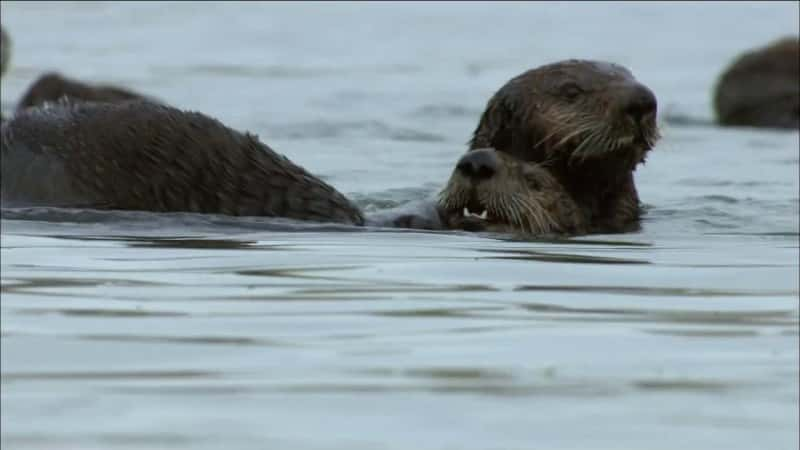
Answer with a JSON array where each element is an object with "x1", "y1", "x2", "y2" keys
[{"x1": 0, "y1": 100, "x2": 364, "y2": 225}]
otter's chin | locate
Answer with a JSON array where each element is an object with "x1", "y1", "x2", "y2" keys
[
  {"x1": 437, "y1": 201, "x2": 553, "y2": 236},
  {"x1": 441, "y1": 211, "x2": 514, "y2": 234},
  {"x1": 443, "y1": 206, "x2": 496, "y2": 233}
]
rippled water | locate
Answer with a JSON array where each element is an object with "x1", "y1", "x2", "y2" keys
[{"x1": 1, "y1": 2, "x2": 799, "y2": 450}]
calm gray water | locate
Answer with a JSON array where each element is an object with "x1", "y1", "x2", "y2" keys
[{"x1": 1, "y1": 2, "x2": 798, "y2": 450}]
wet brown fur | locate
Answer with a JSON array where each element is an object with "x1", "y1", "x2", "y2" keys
[
  {"x1": 713, "y1": 36, "x2": 800, "y2": 129},
  {"x1": 468, "y1": 60, "x2": 660, "y2": 233},
  {"x1": 1, "y1": 100, "x2": 364, "y2": 225}
]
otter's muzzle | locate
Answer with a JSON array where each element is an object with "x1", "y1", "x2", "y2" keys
[{"x1": 615, "y1": 83, "x2": 658, "y2": 123}]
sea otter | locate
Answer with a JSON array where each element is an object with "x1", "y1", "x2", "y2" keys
[
  {"x1": 468, "y1": 59, "x2": 660, "y2": 233},
  {"x1": 16, "y1": 72, "x2": 154, "y2": 111},
  {"x1": 1, "y1": 100, "x2": 364, "y2": 225},
  {"x1": 713, "y1": 36, "x2": 800, "y2": 129}
]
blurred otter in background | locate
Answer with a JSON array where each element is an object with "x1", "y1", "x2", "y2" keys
[
  {"x1": 713, "y1": 36, "x2": 799, "y2": 129},
  {"x1": 16, "y1": 72, "x2": 154, "y2": 111},
  {"x1": 1, "y1": 25, "x2": 9, "y2": 78},
  {"x1": 1, "y1": 25, "x2": 10, "y2": 122}
]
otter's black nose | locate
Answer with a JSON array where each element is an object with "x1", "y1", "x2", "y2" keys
[
  {"x1": 622, "y1": 85, "x2": 657, "y2": 121},
  {"x1": 456, "y1": 148, "x2": 499, "y2": 181}
]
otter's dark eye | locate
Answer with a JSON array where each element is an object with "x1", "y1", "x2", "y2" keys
[{"x1": 559, "y1": 82, "x2": 584, "y2": 101}]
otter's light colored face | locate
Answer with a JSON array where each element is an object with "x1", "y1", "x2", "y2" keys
[
  {"x1": 500, "y1": 60, "x2": 661, "y2": 168},
  {"x1": 533, "y1": 61, "x2": 660, "y2": 165},
  {"x1": 438, "y1": 148, "x2": 584, "y2": 236}
]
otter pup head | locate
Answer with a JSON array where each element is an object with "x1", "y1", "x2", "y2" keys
[
  {"x1": 438, "y1": 148, "x2": 586, "y2": 236},
  {"x1": 470, "y1": 60, "x2": 660, "y2": 183}
]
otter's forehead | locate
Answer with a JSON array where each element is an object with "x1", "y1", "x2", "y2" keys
[
  {"x1": 507, "y1": 59, "x2": 636, "y2": 92},
  {"x1": 540, "y1": 59, "x2": 633, "y2": 77}
]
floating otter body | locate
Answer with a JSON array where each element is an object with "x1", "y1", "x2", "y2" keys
[
  {"x1": 713, "y1": 36, "x2": 800, "y2": 129},
  {"x1": 1, "y1": 100, "x2": 364, "y2": 225},
  {"x1": 469, "y1": 60, "x2": 660, "y2": 233},
  {"x1": 16, "y1": 72, "x2": 153, "y2": 111}
]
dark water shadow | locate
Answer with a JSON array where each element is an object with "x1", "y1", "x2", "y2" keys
[
  {"x1": 493, "y1": 235, "x2": 653, "y2": 247},
  {"x1": 41, "y1": 235, "x2": 288, "y2": 250},
  {"x1": 371, "y1": 298, "x2": 798, "y2": 328},
  {"x1": 233, "y1": 265, "x2": 366, "y2": 280},
  {"x1": 0, "y1": 207, "x2": 367, "y2": 234},
  {"x1": 105, "y1": 374, "x2": 763, "y2": 398},
  {"x1": 514, "y1": 285, "x2": 797, "y2": 297},
  {"x1": 517, "y1": 302, "x2": 798, "y2": 327},
  {"x1": 478, "y1": 249, "x2": 650, "y2": 265},
  {"x1": 1, "y1": 329, "x2": 289, "y2": 346},
  {"x1": 11, "y1": 308, "x2": 187, "y2": 318},
  {"x1": 642, "y1": 329, "x2": 759, "y2": 338},
  {"x1": 76, "y1": 333, "x2": 289, "y2": 347},
  {"x1": 1, "y1": 277, "x2": 169, "y2": 295},
  {"x1": 1, "y1": 370, "x2": 218, "y2": 382},
  {"x1": 357, "y1": 367, "x2": 514, "y2": 381},
  {"x1": 108, "y1": 382, "x2": 620, "y2": 398},
  {"x1": 123, "y1": 238, "x2": 285, "y2": 250}
]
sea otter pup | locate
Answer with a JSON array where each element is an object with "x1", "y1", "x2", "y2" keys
[
  {"x1": 16, "y1": 72, "x2": 153, "y2": 111},
  {"x1": 1, "y1": 100, "x2": 364, "y2": 225},
  {"x1": 437, "y1": 148, "x2": 586, "y2": 235},
  {"x1": 713, "y1": 36, "x2": 799, "y2": 129},
  {"x1": 469, "y1": 60, "x2": 660, "y2": 233}
]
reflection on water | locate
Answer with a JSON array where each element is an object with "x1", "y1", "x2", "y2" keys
[{"x1": 2, "y1": 1, "x2": 799, "y2": 450}]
